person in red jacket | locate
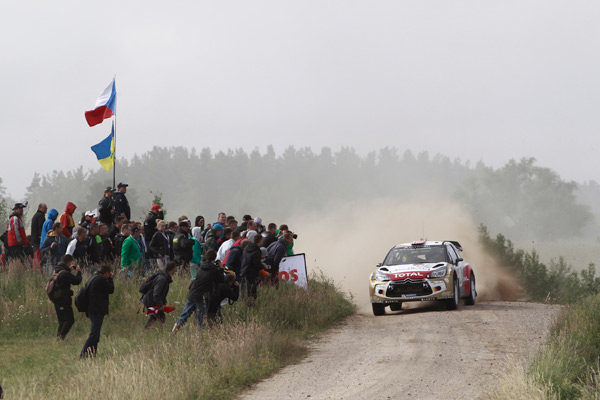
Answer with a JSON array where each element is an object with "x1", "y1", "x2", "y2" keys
[
  {"x1": 59, "y1": 202, "x2": 77, "y2": 238},
  {"x1": 7, "y1": 203, "x2": 28, "y2": 261}
]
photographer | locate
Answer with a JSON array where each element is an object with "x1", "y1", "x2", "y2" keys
[
  {"x1": 52, "y1": 255, "x2": 82, "y2": 340},
  {"x1": 266, "y1": 232, "x2": 294, "y2": 286}
]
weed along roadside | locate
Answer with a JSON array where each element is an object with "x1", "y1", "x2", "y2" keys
[{"x1": 0, "y1": 261, "x2": 355, "y2": 400}]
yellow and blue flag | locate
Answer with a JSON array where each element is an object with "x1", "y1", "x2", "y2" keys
[{"x1": 91, "y1": 124, "x2": 115, "y2": 172}]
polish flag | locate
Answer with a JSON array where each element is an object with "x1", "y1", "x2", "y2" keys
[{"x1": 84, "y1": 78, "x2": 116, "y2": 127}]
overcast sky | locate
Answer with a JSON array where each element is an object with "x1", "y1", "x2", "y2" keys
[{"x1": 1, "y1": 1, "x2": 599, "y2": 199}]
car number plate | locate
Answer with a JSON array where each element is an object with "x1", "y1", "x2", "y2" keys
[{"x1": 404, "y1": 294, "x2": 416, "y2": 298}]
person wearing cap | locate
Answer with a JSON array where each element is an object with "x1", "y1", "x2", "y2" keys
[
  {"x1": 121, "y1": 225, "x2": 142, "y2": 275},
  {"x1": 79, "y1": 211, "x2": 94, "y2": 230},
  {"x1": 202, "y1": 223, "x2": 224, "y2": 260},
  {"x1": 97, "y1": 187, "x2": 115, "y2": 225},
  {"x1": 253, "y1": 217, "x2": 264, "y2": 234},
  {"x1": 113, "y1": 183, "x2": 131, "y2": 221},
  {"x1": 236, "y1": 214, "x2": 253, "y2": 233},
  {"x1": 144, "y1": 204, "x2": 164, "y2": 247},
  {"x1": 6, "y1": 203, "x2": 28, "y2": 261},
  {"x1": 173, "y1": 221, "x2": 193, "y2": 268}
]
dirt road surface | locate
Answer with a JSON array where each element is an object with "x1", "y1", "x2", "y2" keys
[{"x1": 238, "y1": 301, "x2": 559, "y2": 400}]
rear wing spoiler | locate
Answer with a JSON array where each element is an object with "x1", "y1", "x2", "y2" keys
[{"x1": 444, "y1": 241, "x2": 463, "y2": 251}]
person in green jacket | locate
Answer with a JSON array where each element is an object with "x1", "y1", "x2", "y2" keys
[
  {"x1": 190, "y1": 227, "x2": 204, "y2": 279},
  {"x1": 121, "y1": 225, "x2": 142, "y2": 276}
]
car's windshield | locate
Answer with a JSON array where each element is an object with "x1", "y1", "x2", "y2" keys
[{"x1": 383, "y1": 246, "x2": 447, "y2": 265}]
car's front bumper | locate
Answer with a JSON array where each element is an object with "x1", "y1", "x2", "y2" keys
[{"x1": 369, "y1": 277, "x2": 455, "y2": 303}]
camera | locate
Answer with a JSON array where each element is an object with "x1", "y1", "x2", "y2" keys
[{"x1": 292, "y1": 233, "x2": 298, "y2": 239}]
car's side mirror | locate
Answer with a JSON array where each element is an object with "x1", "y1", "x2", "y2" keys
[{"x1": 376, "y1": 263, "x2": 382, "y2": 268}]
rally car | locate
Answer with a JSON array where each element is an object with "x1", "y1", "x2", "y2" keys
[{"x1": 369, "y1": 240, "x2": 476, "y2": 316}]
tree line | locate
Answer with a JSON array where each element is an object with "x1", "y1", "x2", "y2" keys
[{"x1": 2, "y1": 145, "x2": 597, "y2": 241}]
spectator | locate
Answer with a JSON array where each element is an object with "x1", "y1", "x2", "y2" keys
[
  {"x1": 99, "y1": 224, "x2": 114, "y2": 262},
  {"x1": 136, "y1": 224, "x2": 151, "y2": 273},
  {"x1": 79, "y1": 211, "x2": 94, "y2": 230},
  {"x1": 254, "y1": 217, "x2": 264, "y2": 234},
  {"x1": 190, "y1": 225, "x2": 204, "y2": 279},
  {"x1": 109, "y1": 216, "x2": 126, "y2": 241},
  {"x1": 30, "y1": 203, "x2": 47, "y2": 252},
  {"x1": 266, "y1": 232, "x2": 294, "y2": 286},
  {"x1": 237, "y1": 214, "x2": 252, "y2": 233},
  {"x1": 227, "y1": 219, "x2": 238, "y2": 232},
  {"x1": 113, "y1": 182, "x2": 130, "y2": 220},
  {"x1": 203, "y1": 224, "x2": 223, "y2": 258},
  {"x1": 192, "y1": 216, "x2": 205, "y2": 244},
  {"x1": 6, "y1": 203, "x2": 28, "y2": 261},
  {"x1": 224, "y1": 238, "x2": 248, "y2": 281},
  {"x1": 86, "y1": 223, "x2": 102, "y2": 266},
  {"x1": 66, "y1": 227, "x2": 88, "y2": 265},
  {"x1": 41, "y1": 208, "x2": 59, "y2": 247},
  {"x1": 97, "y1": 187, "x2": 115, "y2": 225},
  {"x1": 261, "y1": 223, "x2": 278, "y2": 248},
  {"x1": 215, "y1": 212, "x2": 227, "y2": 227},
  {"x1": 217, "y1": 228, "x2": 235, "y2": 262},
  {"x1": 240, "y1": 234, "x2": 268, "y2": 306},
  {"x1": 173, "y1": 220, "x2": 193, "y2": 268},
  {"x1": 149, "y1": 220, "x2": 170, "y2": 268},
  {"x1": 41, "y1": 222, "x2": 68, "y2": 269},
  {"x1": 207, "y1": 272, "x2": 240, "y2": 324},
  {"x1": 51, "y1": 254, "x2": 82, "y2": 340},
  {"x1": 166, "y1": 221, "x2": 178, "y2": 261},
  {"x1": 59, "y1": 202, "x2": 77, "y2": 238},
  {"x1": 172, "y1": 250, "x2": 224, "y2": 333},
  {"x1": 144, "y1": 204, "x2": 163, "y2": 245},
  {"x1": 141, "y1": 261, "x2": 177, "y2": 328},
  {"x1": 80, "y1": 264, "x2": 114, "y2": 359},
  {"x1": 121, "y1": 225, "x2": 142, "y2": 275},
  {"x1": 113, "y1": 223, "x2": 130, "y2": 257},
  {"x1": 246, "y1": 220, "x2": 258, "y2": 242}
]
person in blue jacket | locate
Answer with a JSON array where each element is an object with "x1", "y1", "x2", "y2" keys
[{"x1": 40, "y1": 208, "x2": 59, "y2": 247}]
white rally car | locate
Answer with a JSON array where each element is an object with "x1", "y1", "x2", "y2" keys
[{"x1": 369, "y1": 240, "x2": 476, "y2": 316}]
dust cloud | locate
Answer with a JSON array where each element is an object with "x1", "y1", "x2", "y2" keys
[{"x1": 288, "y1": 197, "x2": 523, "y2": 313}]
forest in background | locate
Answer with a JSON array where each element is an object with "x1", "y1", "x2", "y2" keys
[{"x1": 1, "y1": 145, "x2": 599, "y2": 241}]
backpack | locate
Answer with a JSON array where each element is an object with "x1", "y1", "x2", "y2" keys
[
  {"x1": 45, "y1": 270, "x2": 68, "y2": 302},
  {"x1": 139, "y1": 273, "x2": 159, "y2": 295},
  {"x1": 75, "y1": 275, "x2": 99, "y2": 313}
]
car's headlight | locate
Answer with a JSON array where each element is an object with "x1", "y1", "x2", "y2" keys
[
  {"x1": 427, "y1": 266, "x2": 447, "y2": 279},
  {"x1": 374, "y1": 270, "x2": 390, "y2": 282}
]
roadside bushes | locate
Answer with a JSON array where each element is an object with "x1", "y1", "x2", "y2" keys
[{"x1": 478, "y1": 224, "x2": 600, "y2": 303}]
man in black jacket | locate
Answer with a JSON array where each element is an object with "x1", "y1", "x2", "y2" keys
[
  {"x1": 141, "y1": 261, "x2": 177, "y2": 328},
  {"x1": 240, "y1": 234, "x2": 269, "y2": 306},
  {"x1": 261, "y1": 223, "x2": 278, "y2": 248},
  {"x1": 172, "y1": 250, "x2": 224, "y2": 332},
  {"x1": 30, "y1": 203, "x2": 47, "y2": 252},
  {"x1": 80, "y1": 265, "x2": 114, "y2": 359},
  {"x1": 97, "y1": 187, "x2": 115, "y2": 225},
  {"x1": 143, "y1": 204, "x2": 163, "y2": 247},
  {"x1": 266, "y1": 233, "x2": 294, "y2": 285},
  {"x1": 113, "y1": 182, "x2": 130, "y2": 221},
  {"x1": 173, "y1": 221, "x2": 193, "y2": 265},
  {"x1": 207, "y1": 272, "x2": 239, "y2": 324},
  {"x1": 52, "y1": 255, "x2": 82, "y2": 339},
  {"x1": 224, "y1": 239, "x2": 249, "y2": 282}
]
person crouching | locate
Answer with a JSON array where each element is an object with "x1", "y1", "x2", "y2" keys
[
  {"x1": 141, "y1": 261, "x2": 177, "y2": 329},
  {"x1": 172, "y1": 250, "x2": 225, "y2": 333}
]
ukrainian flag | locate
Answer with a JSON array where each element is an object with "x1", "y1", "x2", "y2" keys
[{"x1": 91, "y1": 124, "x2": 115, "y2": 172}]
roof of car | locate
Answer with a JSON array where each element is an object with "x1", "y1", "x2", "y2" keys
[{"x1": 394, "y1": 240, "x2": 463, "y2": 251}]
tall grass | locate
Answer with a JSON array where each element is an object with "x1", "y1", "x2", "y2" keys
[{"x1": 0, "y1": 261, "x2": 355, "y2": 399}]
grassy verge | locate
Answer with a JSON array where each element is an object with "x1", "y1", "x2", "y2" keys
[
  {"x1": 487, "y1": 293, "x2": 600, "y2": 399},
  {"x1": 0, "y1": 262, "x2": 355, "y2": 399}
]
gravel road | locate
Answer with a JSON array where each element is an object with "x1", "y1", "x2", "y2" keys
[{"x1": 238, "y1": 301, "x2": 560, "y2": 400}]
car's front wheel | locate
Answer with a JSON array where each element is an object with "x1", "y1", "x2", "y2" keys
[
  {"x1": 445, "y1": 277, "x2": 459, "y2": 310},
  {"x1": 465, "y1": 273, "x2": 476, "y2": 306},
  {"x1": 372, "y1": 303, "x2": 385, "y2": 316}
]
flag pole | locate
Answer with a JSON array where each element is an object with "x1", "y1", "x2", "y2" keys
[
  {"x1": 112, "y1": 119, "x2": 116, "y2": 189},
  {"x1": 112, "y1": 75, "x2": 117, "y2": 190}
]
